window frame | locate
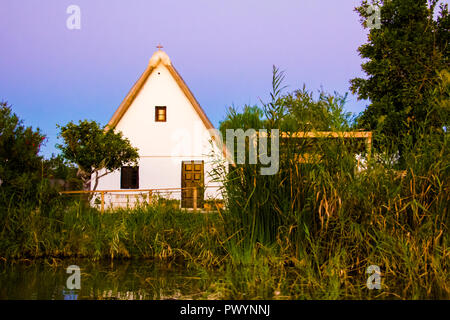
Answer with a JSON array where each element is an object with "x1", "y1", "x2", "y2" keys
[
  {"x1": 120, "y1": 166, "x2": 139, "y2": 189},
  {"x1": 155, "y1": 106, "x2": 167, "y2": 122}
]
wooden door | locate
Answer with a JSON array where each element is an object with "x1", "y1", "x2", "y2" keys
[{"x1": 181, "y1": 160, "x2": 204, "y2": 208}]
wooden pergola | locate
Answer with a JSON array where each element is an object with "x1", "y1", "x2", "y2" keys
[
  {"x1": 257, "y1": 130, "x2": 373, "y2": 165},
  {"x1": 281, "y1": 131, "x2": 372, "y2": 157}
]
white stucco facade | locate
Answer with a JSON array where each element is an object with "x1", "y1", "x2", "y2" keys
[{"x1": 93, "y1": 50, "x2": 224, "y2": 208}]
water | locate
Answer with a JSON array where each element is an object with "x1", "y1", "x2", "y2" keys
[{"x1": 0, "y1": 259, "x2": 218, "y2": 300}]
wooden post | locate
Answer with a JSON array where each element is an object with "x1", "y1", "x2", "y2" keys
[
  {"x1": 366, "y1": 132, "x2": 372, "y2": 161},
  {"x1": 193, "y1": 187, "x2": 197, "y2": 212},
  {"x1": 148, "y1": 190, "x2": 153, "y2": 205},
  {"x1": 101, "y1": 191, "x2": 105, "y2": 214}
]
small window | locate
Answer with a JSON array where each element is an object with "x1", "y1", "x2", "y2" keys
[
  {"x1": 121, "y1": 166, "x2": 139, "y2": 189},
  {"x1": 155, "y1": 106, "x2": 167, "y2": 122}
]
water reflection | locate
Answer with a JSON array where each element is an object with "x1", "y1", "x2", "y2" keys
[
  {"x1": 62, "y1": 289, "x2": 78, "y2": 300},
  {"x1": 0, "y1": 259, "x2": 217, "y2": 300}
]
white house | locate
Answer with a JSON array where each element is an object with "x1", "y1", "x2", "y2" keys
[{"x1": 93, "y1": 49, "x2": 225, "y2": 209}]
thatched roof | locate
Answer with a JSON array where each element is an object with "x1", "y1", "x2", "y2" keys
[{"x1": 108, "y1": 50, "x2": 214, "y2": 131}]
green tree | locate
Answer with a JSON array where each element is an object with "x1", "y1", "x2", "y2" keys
[
  {"x1": 432, "y1": 69, "x2": 450, "y2": 129},
  {"x1": 0, "y1": 102, "x2": 45, "y2": 195},
  {"x1": 350, "y1": 0, "x2": 449, "y2": 158},
  {"x1": 280, "y1": 86, "x2": 353, "y2": 133},
  {"x1": 220, "y1": 67, "x2": 354, "y2": 134},
  {"x1": 57, "y1": 120, "x2": 139, "y2": 191},
  {"x1": 42, "y1": 154, "x2": 83, "y2": 190}
]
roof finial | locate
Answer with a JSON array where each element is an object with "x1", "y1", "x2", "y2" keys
[{"x1": 156, "y1": 43, "x2": 163, "y2": 50}]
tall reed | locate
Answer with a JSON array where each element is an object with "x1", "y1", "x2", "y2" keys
[{"x1": 211, "y1": 68, "x2": 449, "y2": 299}]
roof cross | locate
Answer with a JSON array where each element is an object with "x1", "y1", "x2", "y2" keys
[{"x1": 156, "y1": 43, "x2": 163, "y2": 50}]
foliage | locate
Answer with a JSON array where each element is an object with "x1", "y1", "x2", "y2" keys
[
  {"x1": 261, "y1": 65, "x2": 288, "y2": 129},
  {"x1": 1, "y1": 0, "x2": 449, "y2": 298},
  {"x1": 217, "y1": 68, "x2": 367, "y2": 247},
  {"x1": 432, "y1": 69, "x2": 450, "y2": 130},
  {"x1": 0, "y1": 101, "x2": 45, "y2": 198},
  {"x1": 57, "y1": 120, "x2": 139, "y2": 191},
  {"x1": 41, "y1": 154, "x2": 83, "y2": 190},
  {"x1": 0, "y1": 199, "x2": 224, "y2": 266},
  {"x1": 280, "y1": 87, "x2": 354, "y2": 132},
  {"x1": 219, "y1": 69, "x2": 354, "y2": 135},
  {"x1": 350, "y1": 0, "x2": 449, "y2": 158},
  {"x1": 209, "y1": 67, "x2": 449, "y2": 299}
]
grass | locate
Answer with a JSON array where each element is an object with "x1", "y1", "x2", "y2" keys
[
  {"x1": 0, "y1": 200, "x2": 224, "y2": 266},
  {"x1": 202, "y1": 133, "x2": 448, "y2": 299},
  {"x1": 0, "y1": 151, "x2": 448, "y2": 299},
  {"x1": 0, "y1": 72, "x2": 448, "y2": 299},
  {"x1": 0, "y1": 126, "x2": 448, "y2": 299}
]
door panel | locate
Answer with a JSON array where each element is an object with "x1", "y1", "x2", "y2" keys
[{"x1": 181, "y1": 160, "x2": 204, "y2": 208}]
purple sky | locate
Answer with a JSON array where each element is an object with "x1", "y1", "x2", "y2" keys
[{"x1": 1, "y1": 0, "x2": 371, "y2": 158}]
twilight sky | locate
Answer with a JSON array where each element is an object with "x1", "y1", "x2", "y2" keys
[{"x1": 1, "y1": 0, "x2": 372, "y2": 158}]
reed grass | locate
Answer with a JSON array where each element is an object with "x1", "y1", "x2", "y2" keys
[
  {"x1": 0, "y1": 136, "x2": 448, "y2": 299},
  {"x1": 0, "y1": 199, "x2": 225, "y2": 267},
  {"x1": 0, "y1": 72, "x2": 448, "y2": 299},
  {"x1": 205, "y1": 70, "x2": 449, "y2": 299}
]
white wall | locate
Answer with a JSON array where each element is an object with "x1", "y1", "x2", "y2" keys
[{"x1": 94, "y1": 62, "x2": 224, "y2": 207}]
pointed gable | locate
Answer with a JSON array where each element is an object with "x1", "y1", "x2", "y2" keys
[{"x1": 108, "y1": 50, "x2": 214, "y2": 131}]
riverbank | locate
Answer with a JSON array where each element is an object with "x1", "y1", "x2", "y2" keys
[
  {"x1": 0, "y1": 202, "x2": 224, "y2": 265},
  {"x1": 0, "y1": 193, "x2": 448, "y2": 299}
]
